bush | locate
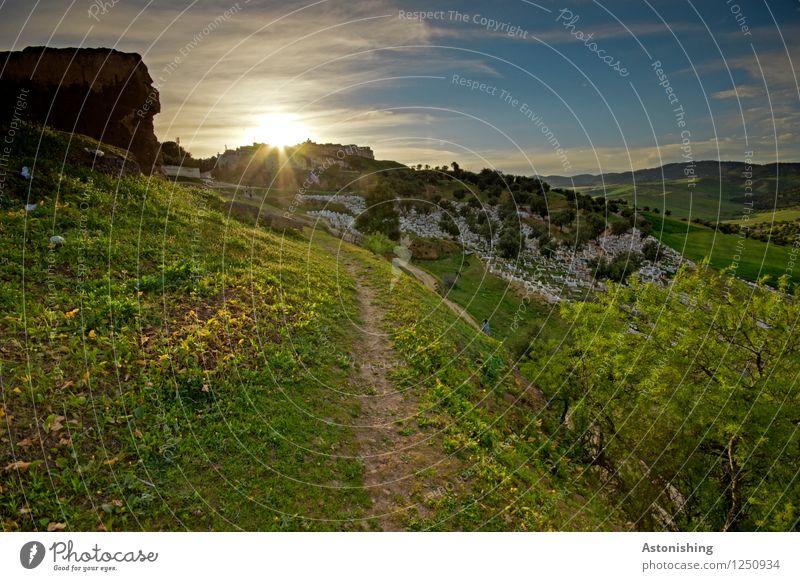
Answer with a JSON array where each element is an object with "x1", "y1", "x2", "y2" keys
[
  {"x1": 439, "y1": 213, "x2": 460, "y2": 238},
  {"x1": 539, "y1": 235, "x2": 557, "y2": 258},
  {"x1": 442, "y1": 273, "x2": 458, "y2": 290},
  {"x1": 590, "y1": 251, "x2": 644, "y2": 283},
  {"x1": 611, "y1": 219, "x2": 632, "y2": 235},
  {"x1": 642, "y1": 240, "x2": 661, "y2": 262},
  {"x1": 363, "y1": 232, "x2": 395, "y2": 256},
  {"x1": 355, "y1": 182, "x2": 400, "y2": 240},
  {"x1": 497, "y1": 221, "x2": 523, "y2": 259}
]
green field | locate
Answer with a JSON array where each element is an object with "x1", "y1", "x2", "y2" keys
[
  {"x1": 584, "y1": 179, "x2": 746, "y2": 221},
  {"x1": 724, "y1": 205, "x2": 800, "y2": 225},
  {"x1": 645, "y1": 214, "x2": 796, "y2": 285}
]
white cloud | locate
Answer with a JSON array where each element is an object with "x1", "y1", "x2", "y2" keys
[{"x1": 712, "y1": 85, "x2": 762, "y2": 99}]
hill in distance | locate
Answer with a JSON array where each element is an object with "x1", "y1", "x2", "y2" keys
[{"x1": 541, "y1": 160, "x2": 800, "y2": 188}]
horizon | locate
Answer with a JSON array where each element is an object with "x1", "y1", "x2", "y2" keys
[{"x1": 2, "y1": 1, "x2": 799, "y2": 175}]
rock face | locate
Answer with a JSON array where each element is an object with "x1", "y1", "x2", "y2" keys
[{"x1": 0, "y1": 46, "x2": 161, "y2": 172}]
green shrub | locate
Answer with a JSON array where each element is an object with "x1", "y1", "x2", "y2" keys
[{"x1": 363, "y1": 232, "x2": 394, "y2": 256}]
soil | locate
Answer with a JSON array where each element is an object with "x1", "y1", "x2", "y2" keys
[{"x1": 339, "y1": 255, "x2": 465, "y2": 530}]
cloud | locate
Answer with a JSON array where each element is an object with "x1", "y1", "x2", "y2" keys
[
  {"x1": 426, "y1": 18, "x2": 704, "y2": 46},
  {"x1": 712, "y1": 85, "x2": 762, "y2": 99},
  {"x1": 1, "y1": 0, "x2": 498, "y2": 156}
]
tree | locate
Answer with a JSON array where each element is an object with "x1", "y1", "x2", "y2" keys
[
  {"x1": 453, "y1": 188, "x2": 467, "y2": 200},
  {"x1": 581, "y1": 212, "x2": 607, "y2": 240},
  {"x1": 642, "y1": 240, "x2": 661, "y2": 262},
  {"x1": 551, "y1": 209, "x2": 575, "y2": 231},
  {"x1": 611, "y1": 219, "x2": 632, "y2": 236},
  {"x1": 590, "y1": 251, "x2": 643, "y2": 282},
  {"x1": 530, "y1": 194, "x2": 549, "y2": 217},
  {"x1": 438, "y1": 212, "x2": 460, "y2": 238},
  {"x1": 161, "y1": 141, "x2": 192, "y2": 165},
  {"x1": 497, "y1": 221, "x2": 523, "y2": 259},
  {"x1": 538, "y1": 235, "x2": 557, "y2": 258},
  {"x1": 355, "y1": 182, "x2": 400, "y2": 240},
  {"x1": 531, "y1": 266, "x2": 800, "y2": 530}
]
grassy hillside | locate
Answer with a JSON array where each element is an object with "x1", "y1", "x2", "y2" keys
[
  {"x1": 724, "y1": 205, "x2": 800, "y2": 225},
  {"x1": 340, "y1": 243, "x2": 621, "y2": 530},
  {"x1": 644, "y1": 213, "x2": 796, "y2": 285},
  {"x1": 0, "y1": 124, "x2": 623, "y2": 531},
  {"x1": 413, "y1": 253, "x2": 568, "y2": 354},
  {"x1": 0, "y1": 146, "x2": 374, "y2": 530},
  {"x1": 582, "y1": 179, "x2": 745, "y2": 221}
]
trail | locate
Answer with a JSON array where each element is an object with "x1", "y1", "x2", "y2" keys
[
  {"x1": 400, "y1": 262, "x2": 479, "y2": 330},
  {"x1": 404, "y1": 263, "x2": 549, "y2": 412},
  {"x1": 338, "y1": 255, "x2": 465, "y2": 530}
]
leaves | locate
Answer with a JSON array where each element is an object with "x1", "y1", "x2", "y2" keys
[
  {"x1": 548, "y1": 265, "x2": 800, "y2": 530},
  {"x1": 5, "y1": 460, "x2": 31, "y2": 472},
  {"x1": 44, "y1": 414, "x2": 65, "y2": 433}
]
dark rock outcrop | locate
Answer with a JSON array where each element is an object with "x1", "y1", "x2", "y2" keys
[{"x1": 0, "y1": 46, "x2": 161, "y2": 172}]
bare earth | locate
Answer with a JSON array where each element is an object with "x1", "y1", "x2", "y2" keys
[{"x1": 340, "y1": 256, "x2": 465, "y2": 530}]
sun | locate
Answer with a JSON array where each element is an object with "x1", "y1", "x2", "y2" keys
[{"x1": 254, "y1": 113, "x2": 309, "y2": 148}]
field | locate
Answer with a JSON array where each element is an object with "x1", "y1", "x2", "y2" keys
[
  {"x1": 724, "y1": 205, "x2": 800, "y2": 225},
  {"x1": 583, "y1": 179, "x2": 746, "y2": 221},
  {"x1": 645, "y1": 214, "x2": 796, "y2": 285}
]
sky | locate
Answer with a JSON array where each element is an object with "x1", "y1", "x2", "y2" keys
[{"x1": 1, "y1": 0, "x2": 799, "y2": 175}]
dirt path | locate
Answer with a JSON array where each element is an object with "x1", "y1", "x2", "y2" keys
[
  {"x1": 338, "y1": 256, "x2": 464, "y2": 530},
  {"x1": 401, "y1": 262, "x2": 480, "y2": 330}
]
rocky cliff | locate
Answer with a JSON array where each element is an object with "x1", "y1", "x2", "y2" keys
[{"x1": 0, "y1": 46, "x2": 161, "y2": 172}]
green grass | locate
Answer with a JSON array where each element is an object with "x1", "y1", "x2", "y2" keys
[
  {"x1": 645, "y1": 213, "x2": 796, "y2": 286},
  {"x1": 0, "y1": 123, "x2": 623, "y2": 532},
  {"x1": 724, "y1": 205, "x2": 800, "y2": 225},
  {"x1": 585, "y1": 179, "x2": 746, "y2": 221},
  {"x1": 0, "y1": 124, "x2": 370, "y2": 531},
  {"x1": 413, "y1": 253, "x2": 568, "y2": 354},
  {"x1": 338, "y1": 244, "x2": 623, "y2": 531}
]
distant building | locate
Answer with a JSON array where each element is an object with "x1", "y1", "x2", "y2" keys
[
  {"x1": 214, "y1": 140, "x2": 375, "y2": 174},
  {"x1": 301, "y1": 140, "x2": 374, "y2": 161},
  {"x1": 163, "y1": 165, "x2": 201, "y2": 178}
]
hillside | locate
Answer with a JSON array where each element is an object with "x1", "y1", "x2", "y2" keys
[
  {"x1": 0, "y1": 123, "x2": 624, "y2": 531},
  {"x1": 542, "y1": 160, "x2": 800, "y2": 188},
  {"x1": 542, "y1": 162, "x2": 800, "y2": 224}
]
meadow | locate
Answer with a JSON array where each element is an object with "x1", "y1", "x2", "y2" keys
[
  {"x1": 583, "y1": 179, "x2": 747, "y2": 221},
  {"x1": 645, "y1": 213, "x2": 796, "y2": 285},
  {"x1": 412, "y1": 253, "x2": 568, "y2": 355},
  {"x1": 724, "y1": 205, "x2": 800, "y2": 225}
]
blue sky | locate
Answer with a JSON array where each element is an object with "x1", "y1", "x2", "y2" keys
[{"x1": 2, "y1": 0, "x2": 799, "y2": 174}]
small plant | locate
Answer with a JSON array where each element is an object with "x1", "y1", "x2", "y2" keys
[{"x1": 363, "y1": 232, "x2": 394, "y2": 256}]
